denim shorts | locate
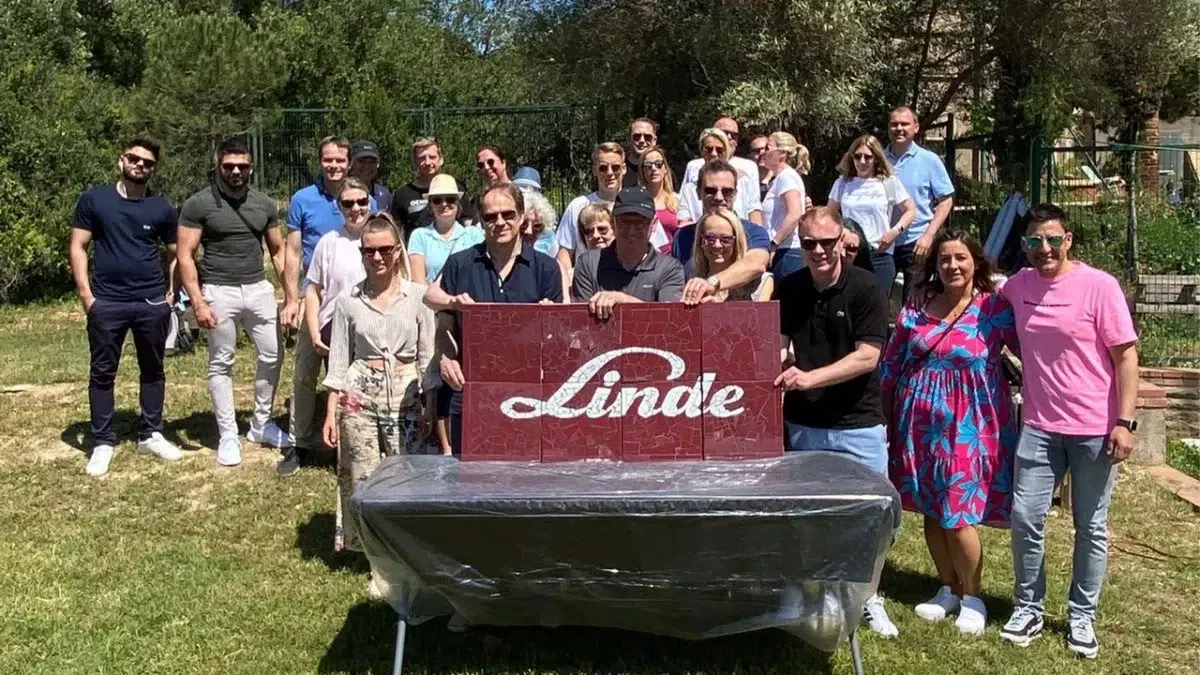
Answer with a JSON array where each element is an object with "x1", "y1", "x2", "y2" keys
[{"x1": 784, "y1": 423, "x2": 888, "y2": 475}]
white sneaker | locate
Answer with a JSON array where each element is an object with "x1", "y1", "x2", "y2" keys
[
  {"x1": 915, "y1": 585, "x2": 961, "y2": 622},
  {"x1": 863, "y1": 594, "x2": 899, "y2": 638},
  {"x1": 137, "y1": 433, "x2": 183, "y2": 461},
  {"x1": 955, "y1": 595, "x2": 987, "y2": 636},
  {"x1": 247, "y1": 420, "x2": 293, "y2": 449},
  {"x1": 1066, "y1": 617, "x2": 1100, "y2": 659},
  {"x1": 216, "y1": 437, "x2": 242, "y2": 467},
  {"x1": 85, "y1": 444, "x2": 115, "y2": 476}
]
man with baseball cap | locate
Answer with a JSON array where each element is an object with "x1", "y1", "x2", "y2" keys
[
  {"x1": 349, "y1": 140, "x2": 391, "y2": 212},
  {"x1": 571, "y1": 186, "x2": 685, "y2": 317}
]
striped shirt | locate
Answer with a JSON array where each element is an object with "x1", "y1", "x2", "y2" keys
[{"x1": 323, "y1": 279, "x2": 436, "y2": 392}]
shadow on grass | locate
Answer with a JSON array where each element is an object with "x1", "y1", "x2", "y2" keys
[
  {"x1": 319, "y1": 603, "x2": 836, "y2": 675},
  {"x1": 880, "y1": 560, "x2": 1014, "y2": 625},
  {"x1": 60, "y1": 410, "x2": 221, "y2": 453},
  {"x1": 295, "y1": 512, "x2": 370, "y2": 574}
]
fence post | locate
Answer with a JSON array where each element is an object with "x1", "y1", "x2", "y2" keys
[
  {"x1": 1126, "y1": 148, "x2": 1139, "y2": 283},
  {"x1": 1029, "y1": 135, "x2": 1042, "y2": 205}
]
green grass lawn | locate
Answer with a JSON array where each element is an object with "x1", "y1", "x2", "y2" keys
[
  {"x1": 0, "y1": 301, "x2": 1198, "y2": 674},
  {"x1": 1167, "y1": 441, "x2": 1200, "y2": 480}
]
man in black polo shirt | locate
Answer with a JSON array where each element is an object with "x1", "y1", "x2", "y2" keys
[
  {"x1": 571, "y1": 186, "x2": 684, "y2": 318},
  {"x1": 391, "y1": 137, "x2": 476, "y2": 239},
  {"x1": 772, "y1": 205, "x2": 896, "y2": 637},
  {"x1": 69, "y1": 137, "x2": 184, "y2": 477},
  {"x1": 424, "y1": 183, "x2": 563, "y2": 453}
]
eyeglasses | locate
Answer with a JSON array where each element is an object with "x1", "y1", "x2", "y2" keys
[
  {"x1": 123, "y1": 153, "x2": 157, "y2": 168},
  {"x1": 429, "y1": 196, "x2": 458, "y2": 206},
  {"x1": 476, "y1": 158, "x2": 499, "y2": 170},
  {"x1": 702, "y1": 186, "x2": 736, "y2": 199},
  {"x1": 853, "y1": 153, "x2": 874, "y2": 162},
  {"x1": 799, "y1": 235, "x2": 843, "y2": 252},
  {"x1": 360, "y1": 245, "x2": 397, "y2": 258},
  {"x1": 481, "y1": 209, "x2": 519, "y2": 224},
  {"x1": 596, "y1": 163, "x2": 623, "y2": 175},
  {"x1": 701, "y1": 234, "x2": 736, "y2": 246},
  {"x1": 221, "y1": 162, "x2": 251, "y2": 172},
  {"x1": 340, "y1": 197, "x2": 370, "y2": 208},
  {"x1": 642, "y1": 160, "x2": 665, "y2": 170},
  {"x1": 631, "y1": 133, "x2": 655, "y2": 142},
  {"x1": 1024, "y1": 234, "x2": 1066, "y2": 248}
]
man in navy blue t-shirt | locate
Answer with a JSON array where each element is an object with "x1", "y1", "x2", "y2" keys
[{"x1": 69, "y1": 138, "x2": 184, "y2": 477}]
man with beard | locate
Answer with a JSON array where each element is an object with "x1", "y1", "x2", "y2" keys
[
  {"x1": 69, "y1": 138, "x2": 184, "y2": 477},
  {"x1": 176, "y1": 137, "x2": 294, "y2": 468}
]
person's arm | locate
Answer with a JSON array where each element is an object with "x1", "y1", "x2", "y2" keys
[
  {"x1": 69, "y1": 228, "x2": 94, "y2": 312},
  {"x1": 282, "y1": 229, "x2": 302, "y2": 327},
  {"x1": 175, "y1": 224, "x2": 215, "y2": 328},
  {"x1": 264, "y1": 223, "x2": 290, "y2": 302},
  {"x1": 304, "y1": 283, "x2": 328, "y2": 353},
  {"x1": 879, "y1": 305, "x2": 915, "y2": 425},
  {"x1": 771, "y1": 188, "x2": 805, "y2": 246},
  {"x1": 410, "y1": 254, "x2": 428, "y2": 285},
  {"x1": 754, "y1": 274, "x2": 774, "y2": 302},
  {"x1": 1108, "y1": 341, "x2": 1139, "y2": 463},
  {"x1": 712, "y1": 248, "x2": 769, "y2": 293},
  {"x1": 415, "y1": 299, "x2": 437, "y2": 393},
  {"x1": 915, "y1": 163, "x2": 955, "y2": 258},
  {"x1": 556, "y1": 247, "x2": 574, "y2": 269},
  {"x1": 320, "y1": 300, "x2": 351, "y2": 449}
]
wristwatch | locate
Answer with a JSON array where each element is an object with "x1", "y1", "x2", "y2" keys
[
  {"x1": 706, "y1": 275, "x2": 722, "y2": 291},
  {"x1": 1116, "y1": 418, "x2": 1139, "y2": 432}
]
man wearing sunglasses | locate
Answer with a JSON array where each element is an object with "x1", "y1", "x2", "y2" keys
[
  {"x1": 678, "y1": 116, "x2": 765, "y2": 226},
  {"x1": 997, "y1": 205, "x2": 1139, "y2": 659},
  {"x1": 177, "y1": 137, "x2": 294, "y2": 467},
  {"x1": 772, "y1": 206, "x2": 896, "y2": 637},
  {"x1": 624, "y1": 118, "x2": 658, "y2": 187},
  {"x1": 424, "y1": 183, "x2": 563, "y2": 454},
  {"x1": 70, "y1": 138, "x2": 183, "y2": 477}
]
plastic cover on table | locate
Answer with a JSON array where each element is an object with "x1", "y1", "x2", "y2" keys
[{"x1": 352, "y1": 451, "x2": 901, "y2": 652}]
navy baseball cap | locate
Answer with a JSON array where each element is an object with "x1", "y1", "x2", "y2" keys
[
  {"x1": 351, "y1": 140, "x2": 380, "y2": 161},
  {"x1": 612, "y1": 186, "x2": 655, "y2": 219}
]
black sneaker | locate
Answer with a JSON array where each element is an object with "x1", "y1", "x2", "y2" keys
[
  {"x1": 1066, "y1": 617, "x2": 1099, "y2": 659},
  {"x1": 277, "y1": 447, "x2": 301, "y2": 478},
  {"x1": 999, "y1": 607, "x2": 1044, "y2": 647}
]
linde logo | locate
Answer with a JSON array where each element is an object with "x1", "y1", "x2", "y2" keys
[{"x1": 500, "y1": 347, "x2": 746, "y2": 420}]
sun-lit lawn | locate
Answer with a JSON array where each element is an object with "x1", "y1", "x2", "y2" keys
[{"x1": 0, "y1": 300, "x2": 1197, "y2": 675}]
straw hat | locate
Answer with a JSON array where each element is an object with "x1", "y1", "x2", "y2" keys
[{"x1": 425, "y1": 174, "x2": 462, "y2": 198}]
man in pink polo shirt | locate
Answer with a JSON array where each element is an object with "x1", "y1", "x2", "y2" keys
[{"x1": 997, "y1": 204, "x2": 1139, "y2": 659}]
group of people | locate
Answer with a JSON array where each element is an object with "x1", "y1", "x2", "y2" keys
[{"x1": 69, "y1": 105, "x2": 1139, "y2": 658}]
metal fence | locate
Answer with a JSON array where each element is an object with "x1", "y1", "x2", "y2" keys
[{"x1": 251, "y1": 105, "x2": 603, "y2": 213}]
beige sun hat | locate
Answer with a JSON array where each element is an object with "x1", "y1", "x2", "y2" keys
[{"x1": 425, "y1": 174, "x2": 463, "y2": 198}]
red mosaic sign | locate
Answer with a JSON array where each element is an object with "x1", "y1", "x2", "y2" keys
[{"x1": 460, "y1": 303, "x2": 783, "y2": 462}]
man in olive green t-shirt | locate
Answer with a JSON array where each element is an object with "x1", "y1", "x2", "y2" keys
[{"x1": 176, "y1": 137, "x2": 295, "y2": 469}]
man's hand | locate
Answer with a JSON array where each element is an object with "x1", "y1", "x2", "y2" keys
[
  {"x1": 876, "y1": 226, "x2": 901, "y2": 251},
  {"x1": 311, "y1": 331, "x2": 330, "y2": 356},
  {"x1": 280, "y1": 300, "x2": 300, "y2": 328},
  {"x1": 80, "y1": 294, "x2": 96, "y2": 314},
  {"x1": 588, "y1": 291, "x2": 626, "y2": 320},
  {"x1": 440, "y1": 355, "x2": 466, "y2": 391},
  {"x1": 322, "y1": 410, "x2": 339, "y2": 449},
  {"x1": 450, "y1": 293, "x2": 475, "y2": 308},
  {"x1": 682, "y1": 278, "x2": 717, "y2": 305},
  {"x1": 195, "y1": 303, "x2": 219, "y2": 330},
  {"x1": 774, "y1": 366, "x2": 816, "y2": 392},
  {"x1": 1108, "y1": 426, "x2": 1135, "y2": 464},
  {"x1": 914, "y1": 230, "x2": 936, "y2": 260}
]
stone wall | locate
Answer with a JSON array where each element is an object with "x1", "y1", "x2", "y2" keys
[{"x1": 1140, "y1": 368, "x2": 1200, "y2": 439}]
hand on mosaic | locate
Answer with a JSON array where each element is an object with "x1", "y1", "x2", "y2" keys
[
  {"x1": 450, "y1": 293, "x2": 475, "y2": 307},
  {"x1": 681, "y1": 278, "x2": 715, "y2": 305},
  {"x1": 588, "y1": 291, "x2": 623, "y2": 320},
  {"x1": 1108, "y1": 426, "x2": 1134, "y2": 463},
  {"x1": 440, "y1": 355, "x2": 466, "y2": 391},
  {"x1": 195, "y1": 303, "x2": 219, "y2": 330}
]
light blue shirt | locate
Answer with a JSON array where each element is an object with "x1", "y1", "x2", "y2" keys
[
  {"x1": 286, "y1": 177, "x2": 377, "y2": 272},
  {"x1": 408, "y1": 222, "x2": 485, "y2": 282},
  {"x1": 885, "y1": 142, "x2": 954, "y2": 245}
]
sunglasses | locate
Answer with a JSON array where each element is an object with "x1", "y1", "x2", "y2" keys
[
  {"x1": 596, "y1": 163, "x2": 623, "y2": 175},
  {"x1": 582, "y1": 226, "x2": 611, "y2": 238},
  {"x1": 702, "y1": 234, "x2": 736, "y2": 246},
  {"x1": 360, "y1": 245, "x2": 397, "y2": 258},
  {"x1": 702, "y1": 186, "x2": 736, "y2": 198},
  {"x1": 853, "y1": 153, "x2": 874, "y2": 162},
  {"x1": 631, "y1": 133, "x2": 656, "y2": 142},
  {"x1": 702, "y1": 145, "x2": 724, "y2": 154},
  {"x1": 642, "y1": 160, "x2": 665, "y2": 170},
  {"x1": 800, "y1": 235, "x2": 842, "y2": 252},
  {"x1": 221, "y1": 162, "x2": 251, "y2": 172},
  {"x1": 482, "y1": 209, "x2": 519, "y2": 224},
  {"x1": 1024, "y1": 235, "x2": 1066, "y2": 248},
  {"x1": 476, "y1": 158, "x2": 499, "y2": 170},
  {"x1": 843, "y1": 244, "x2": 860, "y2": 254},
  {"x1": 429, "y1": 196, "x2": 458, "y2": 206},
  {"x1": 340, "y1": 197, "x2": 370, "y2": 208},
  {"x1": 124, "y1": 153, "x2": 157, "y2": 168}
]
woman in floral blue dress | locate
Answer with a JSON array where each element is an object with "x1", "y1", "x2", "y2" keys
[{"x1": 881, "y1": 230, "x2": 1019, "y2": 636}]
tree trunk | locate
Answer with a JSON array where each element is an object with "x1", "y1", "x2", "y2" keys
[{"x1": 1138, "y1": 109, "x2": 1160, "y2": 193}]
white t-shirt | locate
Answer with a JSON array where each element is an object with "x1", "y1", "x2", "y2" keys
[
  {"x1": 305, "y1": 228, "x2": 366, "y2": 328},
  {"x1": 828, "y1": 175, "x2": 910, "y2": 253},
  {"x1": 553, "y1": 191, "x2": 670, "y2": 254},
  {"x1": 762, "y1": 167, "x2": 806, "y2": 249},
  {"x1": 680, "y1": 156, "x2": 763, "y2": 215}
]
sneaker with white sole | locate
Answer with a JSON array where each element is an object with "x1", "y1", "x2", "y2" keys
[
  {"x1": 1066, "y1": 616, "x2": 1099, "y2": 659},
  {"x1": 137, "y1": 432, "x2": 182, "y2": 461},
  {"x1": 915, "y1": 585, "x2": 960, "y2": 622},
  {"x1": 85, "y1": 444, "x2": 115, "y2": 477},
  {"x1": 863, "y1": 594, "x2": 899, "y2": 638},
  {"x1": 216, "y1": 436, "x2": 242, "y2": 467},
  {"x1": 955, "y1": 595, "x2": 987, "y2": 636},
  {"x1": 999, "y1": 607, "x2": 1044, "y2": 647},
  {"x1": 247, "y1": 420, "x2": 293, "y2": 449}
]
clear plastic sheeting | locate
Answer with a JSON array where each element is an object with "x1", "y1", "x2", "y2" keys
[{"x1": 353, "y1": 451, "x2": 901, "y2": 653}]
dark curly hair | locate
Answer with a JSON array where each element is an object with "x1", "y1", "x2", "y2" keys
[{"x1": 913, "y1": 229, "x2": 997, "y2": 302}]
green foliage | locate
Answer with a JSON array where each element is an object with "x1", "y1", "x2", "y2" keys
[{"x1": 1167, "y1": 441, "x2": 1200, "y2": 479}]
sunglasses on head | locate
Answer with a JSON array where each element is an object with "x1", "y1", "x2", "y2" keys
[
  {"x1": 642, "y1": 160, "x2": 665, "y2": 170},
  {"x1": 631, "y1": 133, "x2": 655, "y2": 142},
  {"x1": 476, "y1": 158, "x2": 499, "y2": 170},
  {"x1": 800, "y1": 235, "x2": 842, "y2": 252},
  {"x1": 482, "y1": 209, "x2": 519, "y2": 224},
  {"x1": 360, "y1": 245, "x2": 397, "y2": 258},
  {"x1": 1024, "y1": 234, "x2": 1066, "y2": 248},
  {"x1": 702, "y1": 234, "x2": 736, "y2": 246},
  {"x1": 221, "y1": 162, "x2": 251, "y2": 172},
  {"x1": 124, "y1": 153, "x2": 157, "y2": 168},
  {"x1": 596, "y1": 163, "x2": 623, "y2": 175},
  {"x1": 429, "y1": 196, "x2": 458, "y2": 206},
  {"x1": 340, "y1": 197, "x2": 370, "y2": 208}
]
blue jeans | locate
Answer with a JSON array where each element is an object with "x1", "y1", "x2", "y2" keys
[
  {"x1": 1010, "y1": 426, "x2": 1117, "y2": 621},
  {"x1": 771, "y1": 247, "x2": 805, "y2": 281},
  {"x1": 892, "y1": 242, "x2": 918, "y2": 303},
  {"x1": 869, "y1": 250, "x2": 897, "y2": 298},
  {"x1": 785, "y1": 423, "x2": 888, "y2": 475}
]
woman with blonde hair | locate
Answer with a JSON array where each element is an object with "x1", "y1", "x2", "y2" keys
[
  {"x1": 829, "y1": 134, "x2": 917, "y2": 294},
  {"x1": 761, "y1": 131, "x2": 808, "y2": 279},
  {"x1": 689, "y1": 208, "x2": 773, "y2": 301},
  {"x1": 678, "y1": 128, "x2": 763, "y2": 226},
  {"x1": 638, "y1": 146, "x2": 682, "y2": 242},
  {"x1": 322, "y1": 212, "x2": 432, "y2": 571}
]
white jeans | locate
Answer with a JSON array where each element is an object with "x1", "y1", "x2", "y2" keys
[{"x1": 203, "y1": 280, "x2": 282, "y2": 440}]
